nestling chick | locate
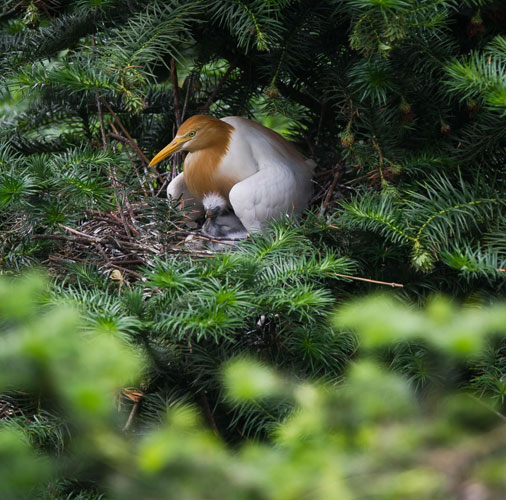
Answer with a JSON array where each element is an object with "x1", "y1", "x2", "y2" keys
[{"x1": 201, "y1": 192, "x2": 248, "y2": 242}]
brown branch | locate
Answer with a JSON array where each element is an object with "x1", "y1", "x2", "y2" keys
[
  {"x1": 199, "y1": 391, "x2": 220, "y2": 436},
  {"x1": 109, "y1": 259, "x2": 145, "y2": 265},
  {"x1": 0, "y1": 1, "x2": 23, "y2": 20},
  {"x1": 122, "y1": 401, "x2": 141, "y2": 431},
  {"x1": 320, "y1": 166, "x2": 342, "y2": 216},
  {"x1": 108, "y1": 132, "x2": 156, "y2": 196},
  {"x1": 59, "y1": 224, "x2": 104, "y2": 243},
  {"x1": 97, "y1": 134, "x2": 140, "y2": 234},
  {"x1": 103, "y1": 102, "x2": 149, "y2": 165},
  {"x1": 32, "y1": 233, "x2": 90, "y2": 244},
  {"x1": 334, "y1": 273, "x2": 404, "y2": 288},
  {"x1": 109, "y1": 160, "x2": 134, "y2": 238},
  {"x1": 181, "y1": 71, "x2": 193, "y2": 123},
  {"x1": 171, "y1": 59, "x2": 181, "y2": 128},
  {"x1": 199, "y1": 61, "x2": 237, "y2": 114},
  {"x1": 108, "y1": 130, "x2": 150, "y2": 197},
  {"x1": 113, "y1": 211, "x2": 140, "y2": 236},
  {"x1": 96, "y1": 96, "x2": 107, "y2": 150},
  {"x1": 107, "y1": 132, "x2": 147, "y2": 168}
]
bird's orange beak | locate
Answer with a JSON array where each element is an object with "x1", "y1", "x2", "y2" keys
[{"x1": 148, "y1": 137, "x2": 187, "y2": 167}]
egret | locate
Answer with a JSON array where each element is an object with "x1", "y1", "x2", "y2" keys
[{"x1": 149, "y1": 115, "x2": 314, "y2": 233}]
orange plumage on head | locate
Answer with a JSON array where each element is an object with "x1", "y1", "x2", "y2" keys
[{"x1": 149, "y1": 115, "x2": 236, "y2": 200}]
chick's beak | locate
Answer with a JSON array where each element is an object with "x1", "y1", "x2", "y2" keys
[
  {"x1": 206, "y1": 207, "x2": 219, "y2": 219},
  {"x1": 148, "y1": 137, "x2": 186, "y2": 167}
]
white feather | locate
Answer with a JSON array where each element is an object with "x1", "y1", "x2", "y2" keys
[
  {"x1": 201, "y1": 192, "x2": 229, "y2": 214},
  {"x1": 222, "y1": 117, "x2": 313, "y2": 231}
]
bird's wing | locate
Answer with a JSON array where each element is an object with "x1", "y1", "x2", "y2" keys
[
  {"x1": 167, "y1": 172, "x2": 204, "y2": 221},
  {"x1": 229, "y1": 163, "x2": 312, "y2": 232}
]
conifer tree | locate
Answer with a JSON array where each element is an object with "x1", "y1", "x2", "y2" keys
[{"x1": 1, "y1": 1, "x2": 506, "y2": 497}]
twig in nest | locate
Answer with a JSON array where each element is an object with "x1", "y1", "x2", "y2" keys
[
  {"x1": 33, "y1": 233, "x2": 90, "y2": 244},
  {"x1": 59, "y1": 224, "x2": 104, "y2": 243},
  {"x1": 99, "y1": 150, "x2": 137, "y2": 237}
]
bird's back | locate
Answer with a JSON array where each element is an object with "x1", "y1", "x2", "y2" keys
[
  {"x1": 221, "y1": 117, "x2": 314, "y2": 232},
  {"x1": 221, "y1": 116, "x2": 312, "y2": 174}
]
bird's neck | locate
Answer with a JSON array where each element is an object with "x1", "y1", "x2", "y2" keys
[{"x1": 183, "y1": 121, "x2": 236, "y2": 200}]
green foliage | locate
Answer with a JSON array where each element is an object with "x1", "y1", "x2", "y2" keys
[
  {"x1": 445, "y1": 35, "x2": 506, "y2": 112},
  {"x1": 338, "y1": 172, "x2": 505, "y2": 273},
  {"x1": 1, "y1": 273, "x2": 506, "y2": 499}
]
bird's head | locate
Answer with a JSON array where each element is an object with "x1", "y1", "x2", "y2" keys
[
  {"x1": 202, "y1": 192, "x2": 228, "y2": 219},
  {"x1": 148, "y1": 115, "x2": 233, "y2": 167}
]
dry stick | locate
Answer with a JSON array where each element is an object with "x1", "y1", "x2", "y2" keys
[
  {"x1": 109, "y1": 259, "x2": 145, "y2": 265},
  {"x1": 343, "y1": 167, "x2": 380, "y2": 186},
  {"x1": 194, "y1": 234, "x2": 236, "y2": 247},
  {"x1": 33, "y1": 233, "x2": 91, "y2": 244},
  {"x1": 199, "y1": 61, "x2": 237, "y2": 114},
  {"x1": 111, "y1": 165, "x2": 134, "y2": 238},
  {"x1": 97, "y1": 210, "x2": 129, "y2": 228},
  {"x1": 103, "y1": 102, "x2": 149, "y2": 165},
  {"x1": 104, "y1": 102, "x2": 164, "y2": 194},
  {"x1": 320, "y1": 167, "x2": 341, "y2": 216},
  {"x1": 170, "y1": 59, "x2": 184, "y2": 181},
  {"x1": 199, "y1": 391, "x2": 220, "y2": 436},
  {"x1": 96, "y1": 96, "x2": 108, "y2": 150},
  {"x1": 155, "y1": 172, "x2": 170, "y2": 198},
  {"x1": 181, "y1": 71, "x2": 193, "y2": 123},
  {"x1": 334, "y1": 273, "x2": 404, "y2": 288},
  {"x1": 170, "y1": 59, "x2": 181, "y2": 128},
  {"x1": 38, "y1": 2, "x2": 55, "y2": 24},
  {"x1": 59, "y1": 224, "x2": 104, "y2": 243},
  {"x1": 96, "y1": 242, "x2": 112, "y2": 265},
  {"x1": 109, "y1": 130, "x2": 154, "y2": 196},
  {"x1": 0, "y1": 1, "x2": 23, "y2": 20},
  {"x1": 98, "y1": 130, "x2": 139, "y2": 237},
  {"x1": 90, "y1": 48, "x2": 139, "y2": 245},
  {"x1": 108, "y1": 129, "x2": 149, "y2": 197},
  {"x1": 122, "y1": 400, "x2": 141, "y2": 432}
]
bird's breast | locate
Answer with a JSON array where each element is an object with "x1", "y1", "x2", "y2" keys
[{"x1": 184, "y1": 149, "x2": 238, "y2": 201}]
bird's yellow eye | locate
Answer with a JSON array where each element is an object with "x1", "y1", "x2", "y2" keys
[{"x1": 188, "y1": 130, "x2": 196, "y2": 138}]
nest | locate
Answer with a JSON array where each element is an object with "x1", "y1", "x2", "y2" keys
[{"x1": 38, "y1": 203, "x2": 223, "y2": 283}]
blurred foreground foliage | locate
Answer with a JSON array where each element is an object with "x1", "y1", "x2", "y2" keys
[{"x1": 1, "y1": 273, "x2": 506, "y2": 500}]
